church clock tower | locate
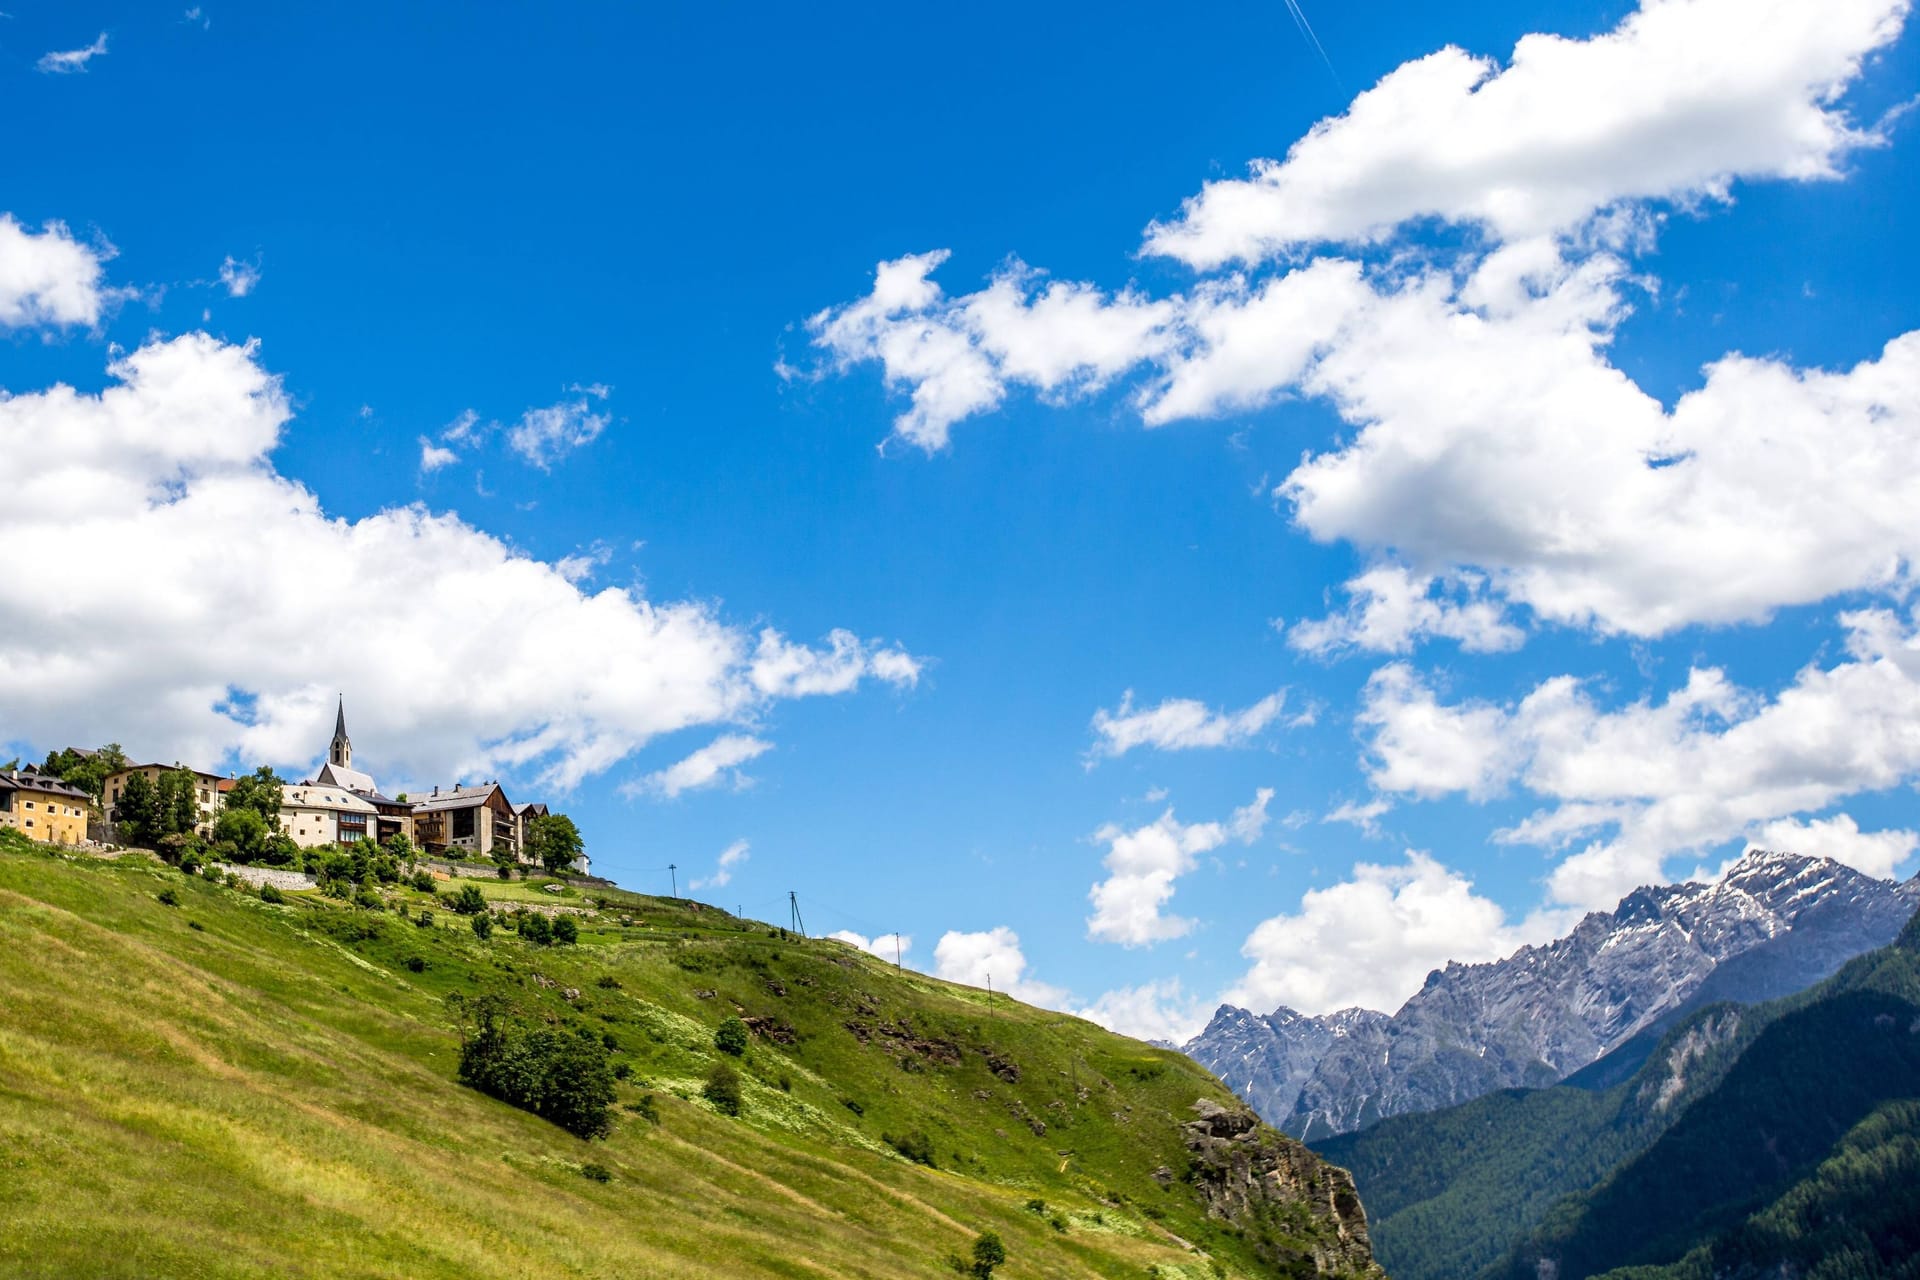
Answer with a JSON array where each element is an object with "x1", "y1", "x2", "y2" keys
[{"x1": 329, "y1": 697, "x2": 352, "y2": 770}]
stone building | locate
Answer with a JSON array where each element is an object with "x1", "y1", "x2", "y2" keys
[{"x1": 0, "y1": 768, "x2": 91, "y2": 845}]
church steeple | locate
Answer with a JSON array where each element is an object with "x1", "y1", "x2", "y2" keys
[{"x1": 329, "y1": 697, "x2": 351, "y2": 769}]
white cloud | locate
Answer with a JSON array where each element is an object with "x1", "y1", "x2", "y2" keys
[
  {"x1": 808, "y1": 251, "x2": 1176, "y2": 451},
  {"x1": 1087, "y1": 790, "x2": 1271, "y2": 947},
  {"x1": 806, "y1": 3, "x2": 1920, "y2": 643},
  {"x1": 628, "y1": 734, "x2": 772, "y2": 799},
  {"x1": 507, "y1": 391, "x2": 611, "y2": 469},
  {"x1": 1142, "y1": 0, "x2": 1908, "y2": 265},
  {"x1": 217, "y1": 255, "x2": 261, "y2": 298},
  {"x1": 749, "y1": 627, "x2": 920, "y2": 697},
  {"x1": 1089, "y1": 689, "x2": 1289, "y2": 759},
  {"x1": 0, "y1": 333, "x2": 917, "y2": 794},
  {"x1": 1073, "y1": 978, "x2": 1210, "y2": 1045},
  {"x1": 1359, "y1": 664, "x2": 1521, "y2": 801},
  {"x1": 932, "y1": 926, "x2": 1069, "y2": 1006},
  {"x1": 417, "y1": 437, "x2": 458, "y2": 472},
  {"x1": 1361, "y1": 610, "x2": 1920, "y2": 907},
  {"x1": 0, "y1": 215, "x2": 114, "y2": 329},
  {"x1": 1739, "y1": 814, "x2": 1919, "y2": 882},
  {"x1": 827, "y1": 930, "x2": 912, "y2": 962},
  {"x1": 1229, "y1": 851, "x2": 1543, "y2": 1015},
  {"x1": 1289, "y1": 565, "x2": 1524, "y2": 657},
  {"x1": 1324, "y1": 796, "x2": 1392, "y2": 836},
  {"x1": 37, "y1": 32, "x2": 108, "y2": 74},
  {"x1": 689, "y1": 838, "x2": 750, "y2": 891}
]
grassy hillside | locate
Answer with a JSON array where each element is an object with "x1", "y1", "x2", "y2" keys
[{"x1": 0, "y1": 833, "x2": 1380, "y2": 1279}]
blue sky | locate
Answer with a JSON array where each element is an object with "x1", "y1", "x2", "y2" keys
[{"x1": 4, "y1": 0, "x2": 1919, "y2": 1039}]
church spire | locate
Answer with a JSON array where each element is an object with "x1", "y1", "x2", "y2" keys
[{"x1": 330, "y1": 696, "x2": 351, "y2": 768}]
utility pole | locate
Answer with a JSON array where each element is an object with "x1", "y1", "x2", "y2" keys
[
  {"x1": 893, "y1": 932, "x2": 902, "y2": 969},
  {"x1": 788, "y1": 891, "x2": 807, "y2": 938},
  {"x1": 668, "y1": 863, "x2": 677, "y2": 899},
  {"x1": 987, "y1": 973, "x2": 994, "y2": 1018}
]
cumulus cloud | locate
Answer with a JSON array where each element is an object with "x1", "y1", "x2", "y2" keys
[
  {"x1": 807, "y1": 252, "x2": 1176, "y2": 451},
  {"x1": 218, "y1": 255, "x2": 261, "y2": 298},
  {"x1": 827, "y1": 930, "x2": 912, "y2": 962},
  {"x1": 1324, "y1": 796, "x2": 1392, "y2": 836},
  {"x1": 1087, "y1": 790, "x2": 1272, "y2": 947},
  {"x1": 417, "y1": 437, "x2": 458, "y2": 472},
  {"x1": 1073, "y1": 978, "x2": 1210, "y2": 1045},
  {"x1": 0, "y1": 333, "x2": 918, "y2": 793},
  {"x1": 750, "y1": 627, "x2": 921, "y2": 697},
  {"x1": 1229, "y1": 851, "x2": 1542, "y2": 1015},
  {"x1": 508, "y1": 387, "x2": 612, "y2": 469},
  {"x1": 37, "y1": 33, "x2": 108, "y2": 74},
  {"x1": 1088, "y1": 689, "x2": 1289, "y2": 759},
  {"x1": 1142, "y1": 0, "x2": 1908, "y2": 264},
  {"x1": 689, "y1": 838, "x2": 750, "y2": 891},
  {"x1": 806, "y1": 1, "x2": 1920, "y2": 645},
  {"x1": 933, "y1": 926, "x2": 1068, "y2": 1006},
  {"x1": 628, "y1": 734, "x2": 773, "y2": 799},
  {"x1": 1361, "y1": 610, "x2": 1920, "y2": 907},
  {"x1": 0, "y1": 215, "x2": 115, "y2": 329},
  {"x1": 1289, "y1": 565, "x2": 1523, "y2": 656}
]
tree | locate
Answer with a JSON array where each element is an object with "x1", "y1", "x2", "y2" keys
[
  {"x1": 40, "y1": 743, "x2": 129, "y2": 803},
  {"x1": 526, "y1": 813, "x2": 584, "y2": 876},
  {"x1": 970, "y1": 1232, "x2": 1007, "y2": 1279},
  {"x1": 450, "y1": 884, "x2": 489, "y2": 916},
  {"x1": 452, "y1": 994, "x2": 615, "y2": 1139},
  {"x1": 211, "y1": 806, "x2": 269, "y2": 861},
  {"x1": 115, "y1": 771, "x2": 161, "y2": 846},
  {"x1": 519, "y1": 912, "x2": 553, "y2": 945},
  {"x1": 703, "y1": 1061, "x2": 743, "y2": 1116},
  {"x1": 225, "y1": 766, "x2": 284, "y2": 826},
  {"x1": 714, "y1": 1016, "x2": 749, "y2": 1057},
  {"x1": 155, "y1": 767, "x2": 203, "y2": 843},
  {"x1": 551, "y1": 915, "x2": 579, "y2": 945},
  {"x1": 471, "y1": 912, "x2": 493, "y2": 940}
]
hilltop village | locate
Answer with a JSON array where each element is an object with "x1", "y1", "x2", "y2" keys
[{"x1": 0, "y1": 700, "x2": 587, "y2": 877}]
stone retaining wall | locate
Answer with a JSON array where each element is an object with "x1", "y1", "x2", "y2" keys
[{"x1": 218, "y1": 863, "x2": 317, "y2": 891}]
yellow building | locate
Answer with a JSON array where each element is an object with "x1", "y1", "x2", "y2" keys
[{"x1": 0, "y1": 768, "x2": 92, "y2": 846}]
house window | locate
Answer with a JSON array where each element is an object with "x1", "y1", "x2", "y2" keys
[{"x1": 451, "y1": 808, "x2": 475, "y2": 840}]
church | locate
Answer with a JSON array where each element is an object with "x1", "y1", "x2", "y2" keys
[{"x1": 294, "y1": 699, "x2": 575, "y2": 869}]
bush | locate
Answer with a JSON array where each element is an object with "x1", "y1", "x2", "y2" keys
[
  {"x1": 415, "y1": 908, "x2": 434, "y2": 929},
  {"x1": 714, "y1": 1016, "x2": 749, "y2": 1057},
  {"x1": 200, "y1": 862, "x2": 222, "y2": 882},
  {"x1": 630, "y1": 1093, "x2": 660, "y2": 1124},
  {"x1": 520, "y1": 912, "x2": 553, "y2": 945},
  {"x1": 1024, "y1": 1198, "x2": 1048, "y2": 1215},
  {"x1": 884, "y1": 1129, "x2": 937, "y2": 1167},
  {"x1": 595, "y1": 975, "x2": 621, "y2": 989},
  {"x1": 551, "y1": 915, "x2": 579, "y2": 945},
  {"x1": 259, "y1": 883, "x2": 285, "y2": 904},
  {"x1": 703, "y1": 1062, "x2": 743, "y2": 1117},
  {"x1": 471, "y1": 912, "x2": 493, "y2": 940},
  {"x1": 452, "y1": 994, "x2": 617, "y2": 1140},
  {"x1": 354, "y1": 883, "x2": 384, "y2": 910},
  {"x1": 156, "y1": 888, "x2": 179, "y2": 907},
  {"x1": 405, "y1": 956, "x2": 427, "y2": 973},
  {"x1": 410, "y1": 869, "x2": 436, "y2": 893},
  {"x1": 580, "y1": 1162, "x2": 611, "y2": 1183},
  {"x1": 450, "y1": 884, "x2": 488, "y2": 916},
  {"x1": 496, "y1": 861, "x2": 514, "y2": 880},
  {"x1": 970, "y1": 1232, "x2": 1006, "y2": 1279}
]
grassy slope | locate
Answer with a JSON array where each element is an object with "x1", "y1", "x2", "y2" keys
[{"x1": 0, "y1": 836, "x2": 1372, "y2": 1279}]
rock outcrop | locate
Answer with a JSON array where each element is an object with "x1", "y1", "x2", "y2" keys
[{"x1": 1181, "y1": 1099, "x2": 1384, "y2": 1277}]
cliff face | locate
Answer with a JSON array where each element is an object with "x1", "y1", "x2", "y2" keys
[
  {"x1": 1180, "y1": 1099, "x2": 1384, "y2": 1278},
  {"x1": 1184, "y1": 850, "x2": 1920, "y2": 1139}
]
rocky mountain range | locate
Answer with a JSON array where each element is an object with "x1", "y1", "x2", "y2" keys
[{"x1": 1184, "y1": 849, "x2": 1920, "y2": 1139}]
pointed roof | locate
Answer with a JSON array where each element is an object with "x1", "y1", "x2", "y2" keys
[{"x1": 333, "y1": 696, "x2": 348, "y2": 742}]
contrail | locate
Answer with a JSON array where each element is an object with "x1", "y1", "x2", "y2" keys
[{"x1": 1281, "y1": 0, "x2": 1343, "y2": 91}]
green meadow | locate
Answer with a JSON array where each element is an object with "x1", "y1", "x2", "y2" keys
[{"x1": 0, "y1": 833, "x2": 1374, "y2": 1278}]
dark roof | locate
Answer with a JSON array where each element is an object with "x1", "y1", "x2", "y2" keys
[
  {"x1": 0, "y1": 769, "x2": 91, "y2": 800},
  {"x1": 333, "y1": 697, "x2": 348, "y2": 742}
]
